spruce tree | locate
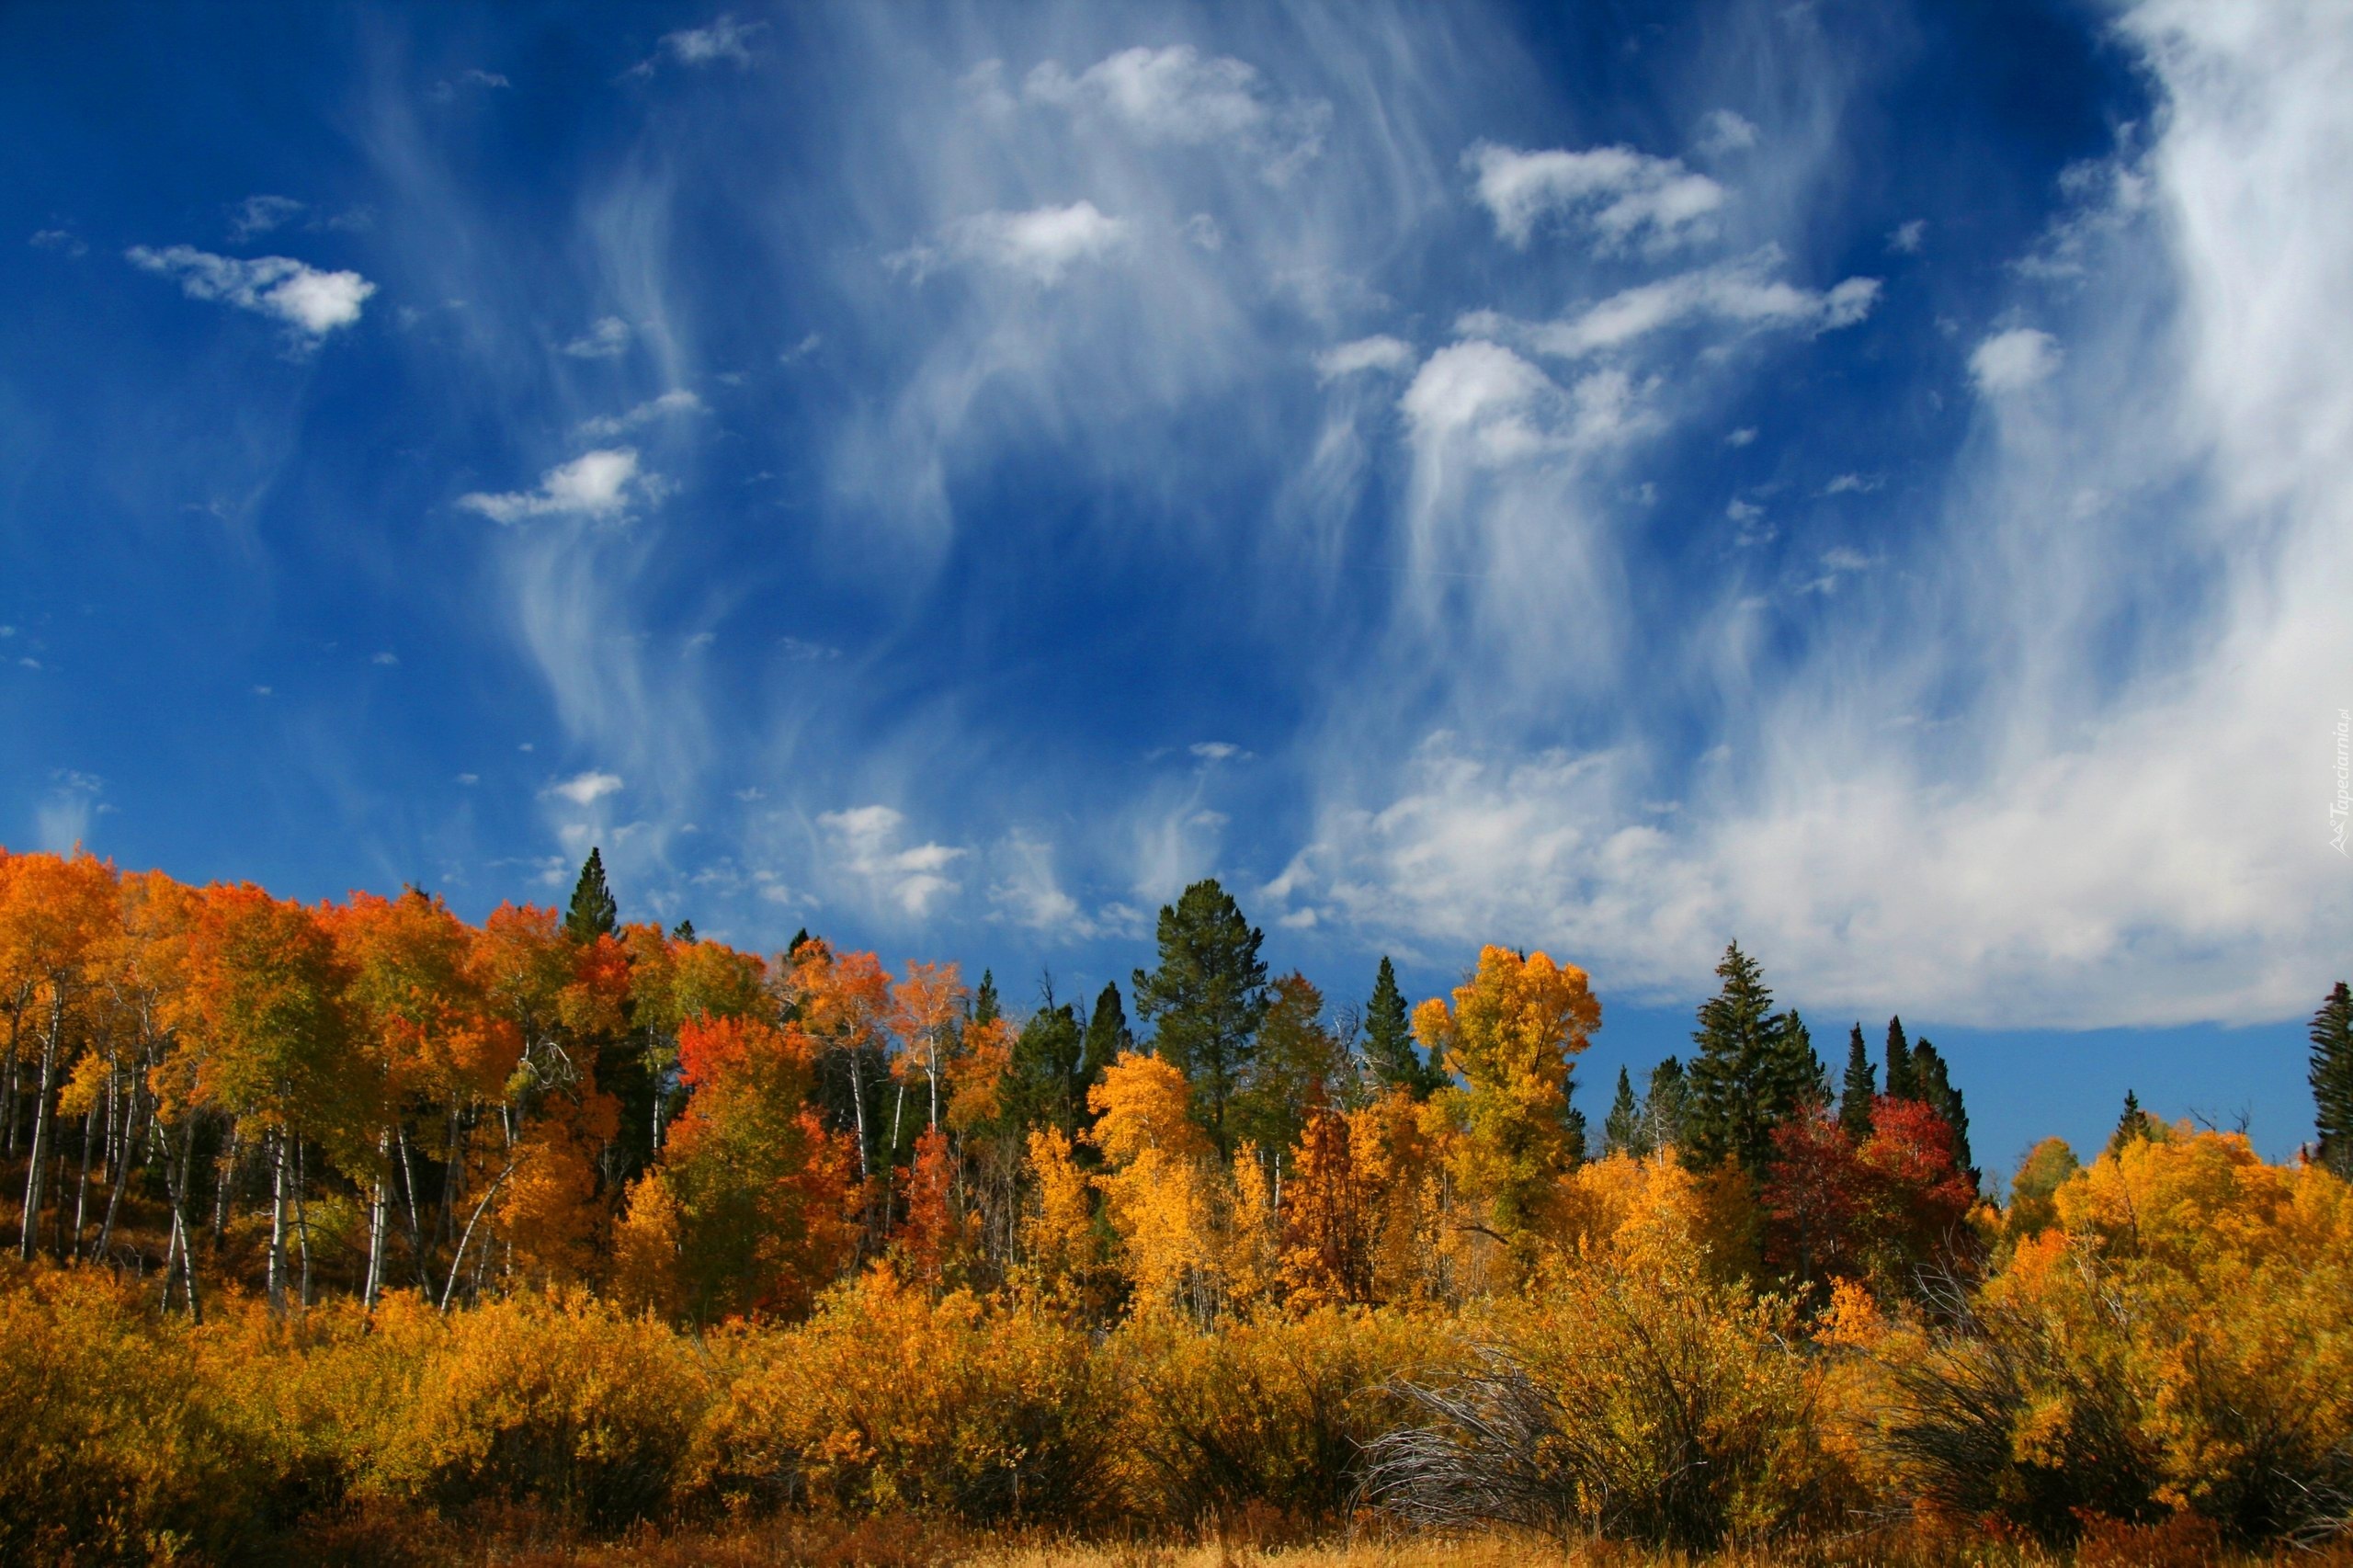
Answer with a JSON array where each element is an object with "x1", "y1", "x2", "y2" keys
[
  {"x1": 1911, "y1": 1039, "x2": 1975, "y2": 1181},
  {"x1": 1131, "y1": 879, "x2": 1272, "y2": 1156},
  {"x1": 972, "y1": 970, "x2": 1001, "y2": 1028},
  {"x1": 670, "y1": 918, "x2": 697, "y2": 943},
  {"x1": 1005, "y1": 999, "x2": 1086, "y2": 1139},
  {"x1": 1080, "y1": 981, "x2": 1131, "y2": 1087},
  {"x1": 1364, "y1": 956, "x2": 1441, "y2": 1097},
  {"x1": 1838, "y1": 1023, "x2": 1876, "y2": 1142},
  {"x1": 2107, "y1": 1089, "x2": 2157, "y2": 1158},
  {"x1": 1603, "y1": 1065, "x2": 1645, "y2": 1157},
  {"x1": 1882, "y1": 1016, "x2": 1916, "y2": 1101},
  {"x1": 1683, "y1": 942, "x2": 1813, "y2": 1177},
  {"x1": 1644, "y1": 1055, "x2": 1689, "y2": 1152},
  {"x1": 2312, "y1": 982, "x2": 2353, "y2": 1177},
  {"x1": 564, "y1": 847, "x2": 619, "y2": 943}
]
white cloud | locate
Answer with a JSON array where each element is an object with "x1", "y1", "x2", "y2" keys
[
  {"x1": 892, "y1": 202, "x2": 1130, "y2": 287},
  {"x1": 819, "y1": 804, "x2": 966, "y2": 916},
  {"x1": 371, "y1": 650, "x2": 400, "y2": 665},
  {"x1": 1695, "y1": 108, "x2": 1760, "y2": 156},
  {"x1": 1465, "y1": 140, "x2": 1726, "y2": 250},
  {"x1": 227, "y1": 195, "x2": 305, "y2": 243},
  {"x1": 548, "y1": 770, "x2": 623, "y2": 806},
  {"x1": 779, "y1": 332, "x2": 822, "y2": 364},
  {"x1": 458, "y1": 449, "x2": 651, "y2": 523},
  {"x1": 1969, "y1": 327, "x2": 2061, "y2": 393},
  {"x1": 1189, "y1": 740, "x2": 1245, "y2": 761},
  {"x1": 1315, "y1": 335, "x2": 1416, "y2": 381},
  {"x1": 576, "y1": 389, "x2": 704, "y2": 438},
  {"x1": 34, "y1": 771, "x2": 104, "y2": 855},
  {"x1": 1888, "y1": 219, "x2": 1927, "y2": 254},
  {"x1": 1466, "y1": 253, "x2": 1879, "y2": 360},
  {"x1": 650, "y1": 14, "x2": 762, "y2": 69},
  {"x1": 126, "y1": 245, "x2": 376, "y2": 336},
  {"x1": 1023, "y1": 44, "x2": 1329, "y2": 181},
  {"x1": 1821, "y1": 472, "x2": 1881, "y2": 494},
  {"x1": 29, "y1": 229, "x2": 85, "y2": 256},
  {"x1": 562, "y1": 316, "x2": 631, "y2": 358},
  {"x1": 1726, "y1": 426, "x2": 1757, "y2": 447}
]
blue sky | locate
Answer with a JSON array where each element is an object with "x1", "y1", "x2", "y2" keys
[{"x1": 4, "y1": 1, "x2": 2346, "y2": 1175}]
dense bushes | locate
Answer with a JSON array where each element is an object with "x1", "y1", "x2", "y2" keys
[
  {"x1": 688, "y1": 1269, "x2": 1107, "y2": 1521},
  {"x1": 3, "y1": 1130, "x2": 2349, "y2": 1563},
  {"x1": 1363, "y1": 1256, "x2": 1848, "y2": 1551}
]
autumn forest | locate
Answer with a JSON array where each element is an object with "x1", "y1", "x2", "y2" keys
[{"x1": 3, "y1": 845, "x2": 2350, "y2": 1566}]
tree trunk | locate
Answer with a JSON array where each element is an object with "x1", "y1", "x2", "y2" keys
[
  {"x1": 267, "y1": 1131, "x2": 288, "y2": 1311},
  {"x1": 212, "y1": 1120, "x2": 240, "y2": 1245},
  {"x1": 69, "y1": 1091, "x2": 101, "y2": 1259},
  {"x1": 17, "y1": 1003, "x2": 62, "y2": 1261},
  {"x1": 395, "y1": 1123, "x2": 430, "y2": 1288},
  {"x1": 292, "y1": 1136, "x2": 313, "y2": 1307},
  {"x1": 94, "y1": 1073, "x2": 150, "y2": 1266}
]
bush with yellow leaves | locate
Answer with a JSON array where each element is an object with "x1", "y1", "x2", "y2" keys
[
  {"x1": 1107, "y1": 1303, "x2": 1435, "y2": 1529},
  {"x1": 1363, "y1": 1250, "x2": 1854, "y2": 1553},
  {"x1": 0, "y1": 1265, "x2": 273, "y2": 1564},
  {"x1": 1860, "y1": 1131, "x2": 2353, "y2": 1546},
  {"x1": 686, "y1": 1266, "x2": 1108, "y2": 1523},
  {"x1": 318, "y1": 1288, "x2": 717, "y2": 1528}
]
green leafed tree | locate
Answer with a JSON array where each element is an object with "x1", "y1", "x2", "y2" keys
[
  {"x1": 1910, "y1": 1037, "x2": 1975, "y2": 1182},
  {"x1": 1079, "y1": 981, "x2": 1131, "y2": 1097},
  {"x1": 1602, "y1": 1065, "x2": 1645, "y2": 1157},
  {"x1": 2312, "y1": 981, "x2": 2353, "y2": 1177},
  {"x1": 1643, "y1": 1055, "x2": 1689, "y2": 1152},
  {"x1": 563, "y1": 847, "x2": 619, "y2": 944},
  {"x1": 1837, "y1": 1023, "x2": 1875, "y2": 1142},
  {"x1": 1682, "y1": 942, "x2": 1815, "y2": 1178},
  {"x1": 1131, "y1": 878, "x2": 1271, "y2": 1156},
  {"x1": 1363, "y1": 955, "x2": 1444, "y2": 1099},
  {"x1": 1882, "y1": 1016, "x2": 1915, "y2": 1101},
  {"x1": 2107, "y1": 1088, "x2": 2159, "y2": 1158}
]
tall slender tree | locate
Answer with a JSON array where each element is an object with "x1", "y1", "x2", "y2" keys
[
  {"x1": 1910, "y1": 1038, "x2": 1975, "y2": 1181},
  {"x1": 563, "y1": 848, "x2": 619, "y2": 944},
  {"x1": 2108, "y1": 1088, "x2": 2158, "y2": 1157},
  {"x1": 1363, "y1": 956, "x2": 1442, "y2": 1098},
  {"x1": 1837, "y1": 1023, "x2": 1875, "y2": 1141},
  {"x1": 1079, "y1": 982, "x2": 1130, "y2": 1107},
  {"x1": 1643, "y1": 1055, "x2": 1689, "y2": 1151},
  {"x1": 1602, "y1": 1065, "x2": 1645, "y2": 1157},
  {"x1": 1131, "y1": 879, "x2": 1270, "y2": 1157},
  {"x1": 2312, "y1": 981, "x2": 2353, "y2": 1177},
  {"x1": 1682, "y1": 942, "x2": 1814, "y2": 1178},
  {"x1": 1883, "y1": 1016, "x2": 1916, "y2": 1101}
]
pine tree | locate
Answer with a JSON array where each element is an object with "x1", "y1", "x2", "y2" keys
[
  {"x1": 1683, "y1": 942, "x2": 1813, "y2": 1177},
  {"x1": 563, "y1": 847, "x2": 619, "y2": 943},
  {"x1": 1643, "y1": 1055, "x2": 1689, "y2": 1151},
  {"x1": 1131, "y1": 879, "x2": 1271, "y2": 1156},
  {"x1": 2312, "y1": 982, "x2": 2353, "y2": 1177},
  {"x1": 972, "y1": 969, "x2": 1001, "y2": 1028},
  {"x1": 1603, "y1": 1065, "x2": 1645, "y2": 1157},
  {"x1": 2107, "y1": 1089, "x2": 2157, "y2": 1158},
  {"x1": 670, "y1": 918, "x2": 696, "y2": 943},
  {"x1": 1080, "y1": 981, "x2": 1131, "y2": 1095},
  {"x1": 1882, "y1": 1016, "x2": 1915, "y2": 1101},
  {"x1": 1364, "y1": 956, "x2": 1442, "y2": 1097},
  {"x1": 1838, "y1": 1023, "x2": 1875, "y2": 1142},
  {"x1": 1005, "y1": 998, "x2": 1086, "y2": 1139},
  {"x1": 1911, "y1": 1038, "x2": 1975, "y2": 1180}
]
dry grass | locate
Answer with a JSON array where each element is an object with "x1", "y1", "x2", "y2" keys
[{"x1": 262, "y1": 1506, "x2": 2353, "y2": 1568}]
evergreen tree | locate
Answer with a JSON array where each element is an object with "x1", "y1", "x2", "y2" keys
[
  {"x1": 1883, "y1": 1016, "x2": 1916, "y2": 1101},
  {"x1": 563, "y1": 847, "x2": 619, "y2": 943},
  {"x1": 972, "y1": 969, "x2": 1001, "y2": 1028},
  {"x1": 2312, "y1": 982, "x2": 2353, "y2": 1177},
  {"x1": 1643, "y1": 1055, "x2": 1689, "y2": 1151},
  {"x1": 1131, "y1": 879, "x2": 1271, "y2": 1156},
  {"x1": 1603, "y1": 1065, "x2": 1645, "y2": 1157},
  {"x1": 669, "y1": 918, "x2": 697, "y2": 943},
  {"x1": 1837, "y1": 1023, "x2": 1875, "y2": 1142},
  {"x1": 1911, "y1": 1038, "x2": 1975, "y2": 1181},
  {"x1": 1004, "y1": 996, "x2": 1086, "y2": 1139},
  {"x1": 1363, "y1": 956, "x2": 1442, "y2": 1097},
  {"x1": 1233, "y1": 973, "x2": 1348, "y2": 1155},
  {"x1": 1080, "y1": 980, "x2": 1131, "y2": 1090},
  {"x1": 1682, "y1": 942, "x2": 1813, "y2": 1177},
  {"x1": 1780, "y1": 1009, "x2": 1827, "y2": 1106},
  {"x1": 2107, "y1": 1089, "x2": 2158, "y2": 1158}
]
